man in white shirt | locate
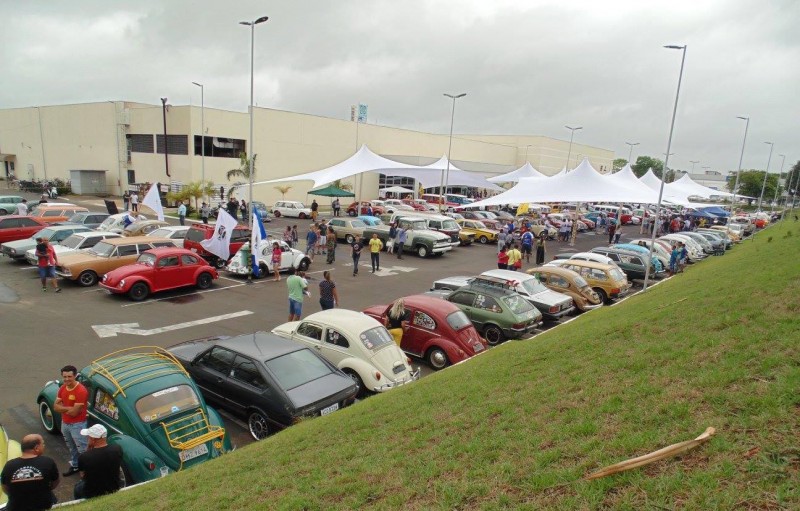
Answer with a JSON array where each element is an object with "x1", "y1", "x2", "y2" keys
[
  {"x1": 177, "y1": 201, "x2": 187, "y2": 226},
  {"x1": 16, "y1": 199, "x2": 28, "y2": 215},
  {"x1": 130, "y1": 192, "x2": 139, "y2": 212}
]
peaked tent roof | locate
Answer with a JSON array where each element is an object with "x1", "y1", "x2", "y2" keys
[
  {"x1": 605, "y1": 164, "x2": 664, "y2": 198},
  {"x1": 487, "y1": 162, "x2": 546, "y2": 183},
  {"x1": 466, "y1": 158, "x2": 661, "y2": 208},
  {"x1": 307, "y1": 184, "x2": 355, "y2": 197},
  {"x1": 370, "y1": 155, "x2": 504, "y2": 191},
  {"x1": 671, "y1": 174, "x2": 737, "y2": 198}
]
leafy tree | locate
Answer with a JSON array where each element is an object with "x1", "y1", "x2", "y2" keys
[
  {"x1": 612, "y1": 158, "x2": 628, "y2": 172},
  {"x1": 785, "y1": 160, "x2": 800, "y2": 199},
  {"x1": 726, "y1": 170, "x2": 780, "y2": 206},
  {"x1": 166, "y1": 180, "x2": 215, "y2": 212},
  {"x1": 332, "y1": 179, "x2": 353, "y2": 192},
  {"x1": 631, "y1": 156, "x2": 664, "y2": 178},
  {"x1": 274, "y1": 185, "x2": 293, "y2": 199},
  {"x1": 227, "y1": 152, "x2": 257, "y2": 182}
]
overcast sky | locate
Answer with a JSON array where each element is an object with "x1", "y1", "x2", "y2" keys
[{"x1": 2, "y1": 0, "x2": 797, "y2": 174}]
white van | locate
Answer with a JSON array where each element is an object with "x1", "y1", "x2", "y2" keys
[{"x1": 593, "y1": 205, "x2": 620, "y2": 217}]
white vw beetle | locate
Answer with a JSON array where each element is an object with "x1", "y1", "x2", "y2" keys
[
  {"x1": 226, "y1": 239, "x2": 310, "y2": 278},
  {"x1": 272, "y1": 310, "x2": 420, "y2": 395}
]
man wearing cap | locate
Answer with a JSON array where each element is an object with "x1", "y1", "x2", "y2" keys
[{"x1": 73, "y1": 424, "x2": 123, "y2": 500}]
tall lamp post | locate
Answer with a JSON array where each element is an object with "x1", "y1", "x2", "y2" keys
[
  {"x1": 524, "y1": 144, "x2": 532, "y2": 163},
  {"x1": 643, "y1": 44, "x2": 687, "y2": 292},
  {"x1": 438, "y1": 92, "x2": 466, "y2": 211},
  {"x1": 565, "y1": 126, "x2": 582, "y2": 171},
  {"x1": 772, "y1": 154, "x2": 785, "y2": 212},
  {"x1": 732, "y1": 116, "x2": 749, "y2": 208},
  {"x1": 689, "y1": 160, "x2": 699, "y2": 173},
  {"x1": 192, "y1": 81, "x2": 205, "y2": 201},
  {"x1": 757, "y1": 141, "x2": 774, "y2": 212},
  {"x1": 625, "y1": 141, "x2": 639, "y2": 167}
]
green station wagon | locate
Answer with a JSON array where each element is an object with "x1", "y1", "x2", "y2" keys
[
  {"x1": 428, "y1": 282, "x2": 542, "y2": 345},
  {"x1": 36, "y1": 347, "x2": 231, "y2": 484}
]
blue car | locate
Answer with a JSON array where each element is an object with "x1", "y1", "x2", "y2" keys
[
  {"x1": 612, "y1": 243, "x2": 666, "y2": 273},
  {"x1": 251, "y1": 201, "x2": 271, "y2": 222},
  {"x1": 357, "y1": 215, "x2": 383, "y2": 227}
]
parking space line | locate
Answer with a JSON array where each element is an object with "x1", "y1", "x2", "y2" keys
[{"x1": 121, "y1": 282, "x2": 248, "y2": 307}]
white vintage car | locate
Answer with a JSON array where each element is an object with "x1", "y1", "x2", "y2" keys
[
  {"x1": 147, "y1": 226, "x2": 191, "y2": 248},
  {"x1": 226, "y1": 239, "x2": 310, "y2": 278},
  {"x1": 271, "y1": 200, "x2": 313, "y2": 219},
  {"x1": 383, "y1": 199, "x2": 414, "y2": 213},
  {"x1": 272, "y1": 310, "x2": 419, "y2": 394},
  {"x1": 25, "y1": 231, "x2": 122, "y2": 265}
]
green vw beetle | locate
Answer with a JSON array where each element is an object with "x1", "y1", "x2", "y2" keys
[{"x1": 36, "y1": 347, "x2": 231, "y2": 484}]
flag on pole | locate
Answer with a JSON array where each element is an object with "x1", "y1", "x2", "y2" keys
[
  {"x1": 201, "y1": 209, "x2": 237, "y2": 262},
  {"x1": 142, "y1": 182, "x2": 165, "y2": 221},
  {"x1": 251, "y1": 208, "x2": 268, "y2": 276},
  {"x1": 516, "y1": 202, "x2": 529, "y2": 215}
]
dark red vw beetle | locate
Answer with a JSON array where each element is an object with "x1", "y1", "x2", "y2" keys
[{"x1": 363, "y1": 294, "x2": 487, "y2": 370}]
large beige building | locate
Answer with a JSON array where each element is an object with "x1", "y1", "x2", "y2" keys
[{"x1": 0, "y1": 102, "x2": 614, "y2": 204}]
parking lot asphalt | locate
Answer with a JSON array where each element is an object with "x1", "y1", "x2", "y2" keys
[{"x1": 0, "y1": 190, "x2": 649, "y2": 501}]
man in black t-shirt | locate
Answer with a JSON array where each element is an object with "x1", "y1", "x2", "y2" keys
[
  {"x1": 73, "y1": 425, "x2": 123, "y2": 500},
  {"x1": 1, "y1": 434, "x2": 60, "y2": 510},
  {"x1": 350, "y1": 236, "x2": 362, "y2": 276}
]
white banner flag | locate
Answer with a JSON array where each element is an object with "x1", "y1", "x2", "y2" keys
[
  {"x1": 142, "y1": 182, "x2": 164, "y2": 221},
  {"x1": 201, "y1": 209, "x2": 237, "y2": 261}
]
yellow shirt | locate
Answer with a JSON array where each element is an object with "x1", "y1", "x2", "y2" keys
[
  {"x1": 369, "y1": 238, "x2": 383, "y2": 253},
  {"x1": 506, "y1": 248, "x2": 522, "y2": 266}
]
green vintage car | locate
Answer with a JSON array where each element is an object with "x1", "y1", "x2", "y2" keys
[
  {"x1": 428, "y1": 281, "x2": 542, "y2": 345},
  {"x1": 36, "y1": 347, "x2": 231, "y2": 484}
]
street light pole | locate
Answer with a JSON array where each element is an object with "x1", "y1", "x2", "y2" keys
[
  {"x1": 689, "y1": 160, "x2": 699, "y2": 173},
  {"x1": 524, "y1": 144, "x2": 531, "y2": 163},
  {"x1": 438, "y1": 92, "x2": 466, "y2": 212},
  {"x1": 732, "y1": 116, "x2": 749, "y2": 208},
  {"x1": 643, "y1": 44, "x2": 687, "y2": 292},
  {"x1": 239, "y1": 15, "x2": 269, "y2": 231},
  {"x1": 757, "y1": 142, "x2": 774, "y2": 212},
  {"x1": 772, "y1": 154, "x2": 785, "y2": 212},
  {"x1": 192, "y1": 81, "x2": 205, "y2": 202},
  {"x1": 625, "y1": 141, "x2": 639, "y2": 167},
  {"x1": 565, "y1": 126, "x2": 582, "y2": 171}
]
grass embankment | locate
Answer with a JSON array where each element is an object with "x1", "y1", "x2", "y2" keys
[{"x1": 87, "y1": 223, "x2": 799, "y2": 510}]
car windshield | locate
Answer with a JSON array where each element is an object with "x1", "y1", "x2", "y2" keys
[
  {"x1": 35, "y1": 228, "x2": 57, "y2": 240},
  {"x1": 137, "y1": 253, "x2": 157, "y2": 266},
  {"x1": 446, "y1": 310, "x2": 472, "y2": 331},
  {"x1": 150, "y1": 228, "x2": 171, "y2": 238},
  {"x1": 409, "y1": 220, "x2": 427, "y2": 230},
  {"x1": 60, "y1": 235, "x2": 84, "y2": 249},
  {"x1": 98, "y1": 217, "x2": 117, "y2": 230},
  {"x1": 350, "y1": 220, "x2": 366, "y2": 228},
  {"x1": 264, "y1": 349, "x2": 333, "y2": 391},
  {"x1": 360, "y1": 327, "x2": 395, "y2": 351},
  {"x1": 442, "y1": 220, "x2": 459, "y2": 230},
  {"x1": 609, "y1": 268, "x2": 626, "y2": 281},
  {"x1": 135, "y1": 384, "x2": 201, "y2": 423},
  {"x1": 502, "y1": 294, "x2": 534, "y2": 314},
  {"x1": 67, "y1": 213, "x2": 85, "y2": 223},
  {"x1": 89, "y1": 241, "x2": 115, "y2": 257},
  {"x1": 520, "y1": 277, "x2": 549, "y2": 295}
]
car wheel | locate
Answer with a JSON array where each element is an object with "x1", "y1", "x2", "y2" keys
[
  {"x1": 128, "y1": 282, "x2": 149, "y2": 301},
  {"x1": 213, "y1": 258, "x2": 226, "y2": 270},
  {"x1": 0, "y1": 209, "x2": 8, "y2": 216},
  {"x1": 426, "y1": 347, "x2": 449, "y2": 370},
  {"x1": 38, "y1": 400, "x2": 59, "y2": 434},
  {"x1": 343, "y1": 370, "x2": 366, "y2": 398},
  {"x1": 78, "y1": 270, "x2": 98, "y2": 287},
  {"x1": 416, "y1": 245, "x2": 429, "y2": 258},
  {"x1": 297, "y1": 258, "x2": 310, "y2": 271},
  {"x1": 479, "y1": 235, "x2": 489, "y2": 244},
  {"x1": 593, "y1": 287, "x2": 608, "y2": 303},
  {"x1": 299, "y1": 212, "x2": 307, "y2": 219},
  {"x1": 483, "y1": 324, "x2": 505, "y2": 346},
  {"x1": 273, "y1": 210, "x2": 281, "y2": 217},
  {"x1": 196, "y1": 272, "x2": 213, "y2": 289},
  {"x1": 247, "y1": 409, "x2": 271, "y2": 441},
  {"x1": 348, "y1": 210, "x2": 356, "y2": 217},
  {"x1": 120, "y1": 463, "x2": 134, "y2": 486},
  {"x1": 345, "y1": 234, "x2": 355, "y2": 244},
  {"x1": 256, "y1": 263, "x2": 269, "y2": 279}
]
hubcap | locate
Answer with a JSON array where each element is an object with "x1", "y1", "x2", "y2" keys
[
  {"x1": 249, "y1": 413, "x2": 269, "y2": 440},
  {"x1": 39, "y1": 402, "x2": 53, "y2": 430},
  {"x1": 430, "y1": 350, "x2": 447, "y2": 368}
]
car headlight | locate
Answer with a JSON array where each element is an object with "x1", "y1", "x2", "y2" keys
[
  {"x1": 9, "y1": 248, "x2": 16, "y2": 255},
  {"x1": 118, "y1": 279, "x2": 126, "y2": 288}
]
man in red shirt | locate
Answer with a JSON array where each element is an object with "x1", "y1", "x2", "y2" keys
[
  {"x1": 53, "y1": 365, "x2": 88, "y2": 476},
  {"x1": 35, "y1": 238, "x2": 61, "y2": 292}
]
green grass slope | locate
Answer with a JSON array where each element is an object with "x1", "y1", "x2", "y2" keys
[{"x1": 85, "y1": 223, "x2": 799, "y2": 510}]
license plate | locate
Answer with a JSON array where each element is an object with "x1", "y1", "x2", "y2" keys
[
  {"x1": 320, "y1": 403, "x2": 339, "y2": 416},
  {"x1": 178, "y1": 443, "x2": 208, "y2": 462},
  {"x1": 392, "y1": 365, "x2": 406, "y2": 375},
  {"x1": 473, "y1": 342, "x2": 484, "y2": 353}
]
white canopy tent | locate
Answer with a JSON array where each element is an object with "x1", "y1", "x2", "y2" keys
[
  {"x1": 605, "y1": 164, "x2": 666, "y2": 199},
  {"x1": 466, "y1": 158, "x2": 661, "y2": 208},
  {"x1": 487, "y1": 162, "x2": 546, "y2": 183},
  {"x1": 374, "y1": 155, "x2": 504, "y2": 191},
  {"x1": 379, "y1": 186, "x2": 415, "y2": 195},
  {"x1": 670, "y1": 174, "x2": 738, "y2": 199}
]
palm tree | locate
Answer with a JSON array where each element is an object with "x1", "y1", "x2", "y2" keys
[
  {"x1": 274, "y1": 185, "x2": 293, "y2": 199},
  {"x1": 332, "y1": 179, "x2": 353, "y2": 192},
  {"x1": 227, "y1": 152, "x2": 256, "y2": 182}
]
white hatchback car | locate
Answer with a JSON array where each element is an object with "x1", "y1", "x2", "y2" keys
[
  {"x1": 24, "y1": 231, "x2": 121, "y2": 265},
  {"x1": 383, "y1": 199, "x2": 414, "y2": 213},
  {"x1": 226, "y1": 239, "x2": 311, "y2": 278},
  {"x1": 272, "y1": 310, "x2": 419, "y2": 394},
  {"x1": 147, "y1": 226, "x2": 190, "y2": 248},
  {"x1": 271, "y1": 201, "x2": 313, "y2": 219}
]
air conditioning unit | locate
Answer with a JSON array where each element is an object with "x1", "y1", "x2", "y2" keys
[{"x1": 118, "y1": 110, "x2": 131, "y2": 126}]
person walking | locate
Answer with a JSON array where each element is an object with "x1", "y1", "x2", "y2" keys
[
  {"x1": 497, "y1": 246, "x2": 509, "y2": 269},
  {"x1": 73, "y1": 425, "x2": 123, "y2": 501},
  {"x1": 271, "y1": 241, "x2": 282, "y2": 281},
  {"x1": 283, "y1": 226, "x2": 293, "y2": 247},
  {"x1": 310, "y1": 199, "x2": 319, "y2": 221},
  {"x1": 200, "y1": 202, "x2": 210, "y2": 224},
  {"x1": 325, "y1": 226, "x2": 336, "y2": 264},
  {"x1": 122, "y1": 190, "x2": 130, "y2": 211},
  {"x1": 130, "y1": 191, "x2": 139, "y2": 213},
  {"x1": 395, "y1": 224, "x2": 407, "y2": 259},
  {"x1": 607, "y1": 221, "x2": 617, "y2": 245},
  {"x1": 614, "y1": 222, "x2": 623, "y2": 244},
  {"x1": 332, "y1": 198, "x2": 340, "y2": 217},
  {"x1": 35, "y1": 238, "x2": 61, "y2": 293},
  {"x1": 317, "y1": 224, "x2": 326, "y2": 256},
  {"x1": 318, "y1": 271, "x2": 339, "y2": 310},
  {"x1": 497, "y1": 229, "x2": 507, "y2": 253},
  {"x1": 535, "y1": 232, "x2": 547, "y2": 265},
  {"x1": 54, "y1": 365, "x2": 89, "y2": 477},
  {"x1": 286, "y1": 267, "x2": 308, "y2": 321},
  {"x1": 506, "y1": 243, "x2": 522, "y2": 271},
  {"x1": 227, "y1": 197, "x2": 238, "y2": 221},
  {"x1": 177, "y1": 201, "x2": 187, "y2": 226},
  {"x1": 521, "y1": 230, "x2": 534, "y2": 263},
  {"x1": 291, "y1": 225, "x2": 299, "y2": 248},
  {"x1": 239, "y1": 200, "x2": 248, "y2": 220},
  {"x1": 677, "y1": 242, "x2": 688, "y2": 273},
  {"x1": 668, "y1": 243, "x2": 679, "y2": 276},
  {"x1": 368, "y1": 233, "x2": 383, "y2": 273},
  {"x1": 351, "y1": 235, "x2": 362, "y2": 276},
  {"x1": 1, "y1": 434, "x2": 60, "y2": 510},
  {"x1": 388, "y1": 223, "x2": 397, "y2": 255},
  {"x1": 15, "y1": 199, "x2": 28, "y2": 216},
  {"x1": 305, "y1": 225, "x2": 318, "y2": 262}
]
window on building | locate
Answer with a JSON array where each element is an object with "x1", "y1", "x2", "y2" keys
[
  {"x1": 127, "y1": 134, "x2": 154, "y2": 153},
  {"x1": 156, "y1": 135, "x2": 189, "y2": 155},
  {"x1": 127, "y1": 170, "x2": 136, "y2": 184},
  {"x1": 378, "y1": 174, "x2": 416, "y2": 189},
  {"x1": 194, "y1": 136, "x2": 246, "y2": 158}
]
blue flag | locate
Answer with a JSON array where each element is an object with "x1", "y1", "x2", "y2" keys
[{"x1": 251, "y1": 208, "x2": 268, "y2": 277}]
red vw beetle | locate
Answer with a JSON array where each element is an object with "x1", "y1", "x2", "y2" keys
[
  {"x1": 100, "y1": 247, "x2": 218, "y2": 301},
  {"x1": 363, "y1": 294, "x2": 487, "y2": 370}
]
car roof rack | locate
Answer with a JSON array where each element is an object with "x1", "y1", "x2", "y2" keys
[
  {"x1": 467, "y1": 275, "x2": 518, "y2": 292},
  {"x1": 89, "y1": 346, "x2": 190, "y2": 398}
]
